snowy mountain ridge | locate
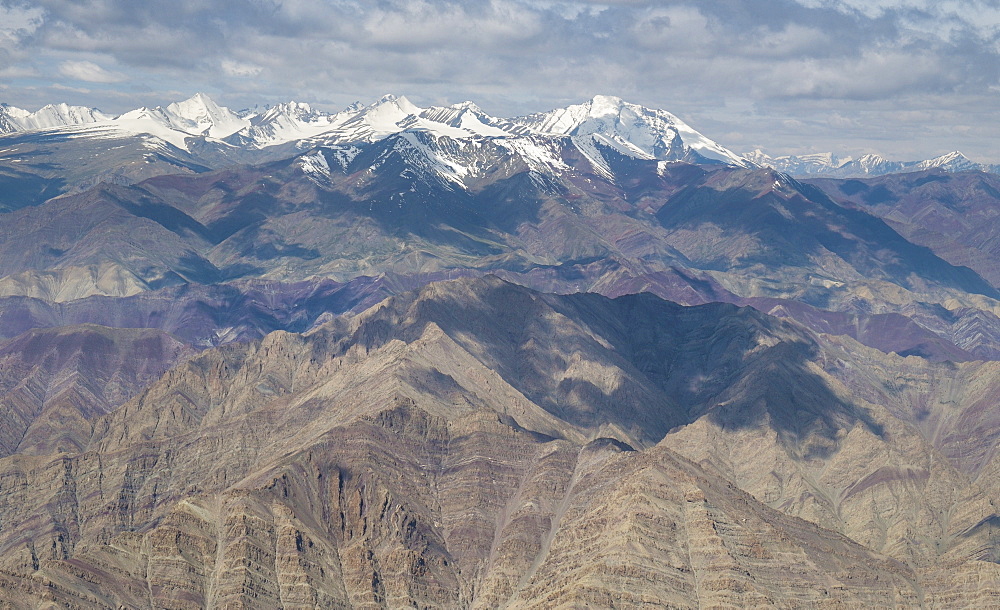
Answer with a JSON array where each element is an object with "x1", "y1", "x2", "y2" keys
[
  {"x1": 3, "y1": 93, "x2": 993, "y2": 178},
  {"x1": 0, "y1": 93, "x2": 749, "y2": 173},
  {"x1": 0, "y1": 102, "x2": 111, "y2": 133},
  {"x1": 512, "y1": 94, "x2": 747, "y2": 168},
  {"x1": 746, "y1": 148, "x2": 999, "y2": 177}
]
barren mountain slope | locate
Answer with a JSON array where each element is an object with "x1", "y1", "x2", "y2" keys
[
  {"x1": 0, "y1": 276, "x2": 392, "y2": 347},
  {"x1": 0, "y1": 278, "x2": 997, "y2": 607},
  {"x1": 0, "y1": 324, "x2": 192, "y2": 457},
  {"x1": 809, "y1": 170, "x2": 1000, "y2": 289},
  {"x1": 3, "y1": 140, "x2": 999, "y2": 364}
]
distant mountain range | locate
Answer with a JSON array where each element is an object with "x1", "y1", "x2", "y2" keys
[
  {"x1": 3, "y1": 92, "x2": 999, "y2": 360},
  {"x1": 0, "y1": 93, "x2": 749, "y2": 169},
  {"x1": 3, "y1": 93, "x2": 992, "y2": 180},
  {"x1": 744, "y1": 148, "x2": 999, "y2": 177}
]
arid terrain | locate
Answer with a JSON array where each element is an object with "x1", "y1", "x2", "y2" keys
[{"x1": 1, "y1": 94, "x2": 999, "y2": 607}]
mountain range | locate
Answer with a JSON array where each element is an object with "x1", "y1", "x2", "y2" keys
[
  {"x1": 4, "y1": 93, "x2": 992, "y2": 182},
  {"x1": 745, "y1": 149, "x2": 1000, "y2": 177},
  {"x1": 1, "y1": 92, "x2": 1000, "y2": 606},
  {"x1": 0, "y1": 93, "x2": 747, "y2": 171}
]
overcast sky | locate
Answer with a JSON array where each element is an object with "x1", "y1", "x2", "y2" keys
[{"x1": 2, "y1": 0, "x2": 999, "y2": 162}]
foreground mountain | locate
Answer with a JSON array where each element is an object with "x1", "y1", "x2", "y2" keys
[
  {"x1": 0, "y1": 325, "x2": 192, "y2": 457},
  {"x1": 0, "y1": 277, "x2": 997, "y2": 607}
]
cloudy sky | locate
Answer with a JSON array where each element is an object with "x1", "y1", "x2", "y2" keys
[{"x1": 2, "y1": 0, "x2": 999, "y2": 162}]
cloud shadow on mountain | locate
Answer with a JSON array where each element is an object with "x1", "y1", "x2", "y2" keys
[
  {"x1": 340, "y1": 278, "x2": 884, "y2": 459},
  {"x1": 656, "y1": 174, "x2": 999, "y2": 299}
]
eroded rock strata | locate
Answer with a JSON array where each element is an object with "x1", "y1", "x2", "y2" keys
[{"x1": 0, "y1": 277, "x2": 997, "y2": 607}]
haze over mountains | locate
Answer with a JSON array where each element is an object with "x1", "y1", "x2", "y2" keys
[
  {"x1": 745, "y1": 149, "x2": 1000, "y2": 178},
  {"x1": 2, "y1": 92, "x2": 1000, "y2": 606}
]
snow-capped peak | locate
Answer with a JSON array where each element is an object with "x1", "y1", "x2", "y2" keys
[
  {"x1": 742, "y1": 150, "x2": 854, "y2": 175},
  {"x1": 365, "y1": 95, "x2": 424, "y2": 134},
  {"x1": 0, "y1": 102, "x2": 110, "y2": 133},
  {"x1": 934, "y1": 151, "x2": 968, "y2": 162},
  {"x1": 1, "y1": 93, "x2": 754, "y2": 172},
  {"x1": 164, "y1": 93, "x2": 248, "y2": 139},
  {"x1": 511, "y1": 95, "x2": 749, "y2": 170},
  {"x1": 916, "y1": 151, "x2": 979, "y2": 172},
  {"x1": 304, "y1": 94, "x2": 518, "y2": 144},
  {"x1": 103, "y1": 94, "x2": 249, "y2": 149},
  {"x1": 450, "y1": 100, "x2": 482, "y2": 111},
  {"x1": 588, "y1": 94, "x2": 627, "y2": 116},
  {"x1": 743, "y1": 148, "x2": 997, "y2": 178},
  {"x1": 392, "y1": 95, "x2": 421, "y2": 116},
  {"x1": 417, "y1": 103, "x2": 523, "y2": 138},
  {"x1": 225, "y1": 101, "x2": 341, "y2": 148},
  {"x1": 272, "y1": 101, "x2": 315, "y2": 118},
  {"x1": 304, "y1": 95, "x2": 417, "y2": 144},
  {"x1": 743, "y1": 149, "x2": 773, "y2": 166},
  {"x1": 857, "y1": 152, "x2": 887, "y2": 164}
]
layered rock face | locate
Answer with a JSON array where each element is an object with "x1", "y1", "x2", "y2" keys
[
  {"x1": 0, "y1": 277, "x2": 998, "y2": 607},
  {"x1": 0, "y1": 324, "x2": 192, "y2": 457}
]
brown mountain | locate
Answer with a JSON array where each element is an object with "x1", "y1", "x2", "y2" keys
[
  {"x1": 809, "y1": 169, "x2": 1000, "y2": 289},
  {"x1": 0, "y1": 324, "x2": 192, "y2": 457},
  {"x1": 4, "y1": 97, "x2": 1000, "y2": 608},
  {"x1": 0, "y1": 276, "x2": 392, "y2": 347},
  {"x1": 0, "y1": 277, "x2": 997, "y2": 607},
  {"x1": 2, "y1": 138, "x2": 998, "y2": 364}
]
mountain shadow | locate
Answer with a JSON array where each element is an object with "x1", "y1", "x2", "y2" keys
[
  {"x1": 329, "y1": 276, "x2": 884, "y2": 456},
  {"x1": 0, "y1": 168, "x2": 65, "y2": 212},
  {"x1": 656, "y1": 167, "x2": 999, "y2": 299}
]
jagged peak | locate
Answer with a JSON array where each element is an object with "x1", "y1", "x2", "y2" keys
[
  {"x1": 166, "y1": 92, "x2": 225, "y2": 115},
  {"x1": 273, "y1": 100, "x2": 313, "y2": 111},
  {"x1": 0, "y1": 93, "x2": 749, "y2": 168},
  {"x1": 511, "y1": 96, "x2": 747, "y2": 167},
  {"x1": 256, "y1": 100, "x2": 317, "y2": 119},
  {"x1": 449, "y1": 100, "x2": 482, "y2": 112},
  {"x1": 374, "y1": 94, "x2": 421, "y2": 113},
  {"x1": 930, "y1": 150, "x2": 969, "y2": 162},
  {"x1": 393, "y1": 95, "x2": 421, "y2": 115},
  {"x1": 743, "y1": 149, "x2": 773, "y2": 162},
  {"x1": 856, "y1": 153, "x2": 890, "y2": 168}
]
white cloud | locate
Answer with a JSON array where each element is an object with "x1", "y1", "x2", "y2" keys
[
  {"x1": 0, "y1": 65, "x2": 37, "y2": 78},
  {"x1": 362, "y1": 0, "x2": 543, "y2": 47},
  {"x1": 58, "y1": 60, "x2": 126, "y2": 83},
  {"x1": 221, "y1": 59, "x2": 262, "y2": 77},
  {"x1": 826, "y1": 112, "x2": 859, "y2": 128},
  {"x1": 0, "y1": 3, "x2": 44, "y2": 41}
]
